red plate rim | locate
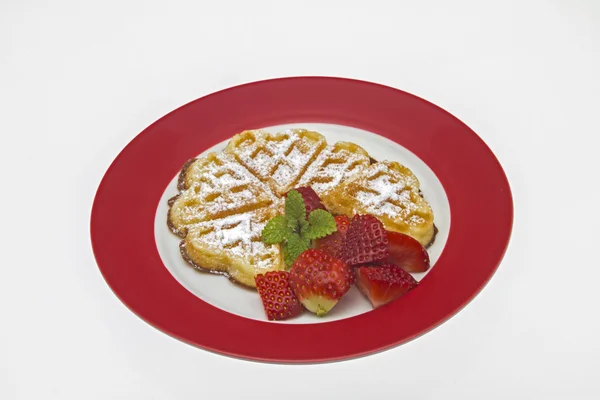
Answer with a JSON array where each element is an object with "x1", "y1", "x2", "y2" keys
[{"x1": 90, "y1": 76, "x2": 513, "y2": 363}]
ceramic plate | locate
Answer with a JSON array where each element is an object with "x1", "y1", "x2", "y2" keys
[{"x1": 91, "y1": 77, "x2": 513, "y2": 363}]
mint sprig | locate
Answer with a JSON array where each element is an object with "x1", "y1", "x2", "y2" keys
[
  {"x1": 261, "y1": 189, "x2": 337, "y2": 268},
  {"x1": 285, "y1": 190, "x2": 306, "y2": 221},
  {"x1": 261, "y1": 215, "x2": 291, "y2": 244},
  {"x1": 304, "y1": 209, "x2": 337, "y2": 239},
  {"x1": 284, "y1": 233, "x2": 311, "y2": 266}
]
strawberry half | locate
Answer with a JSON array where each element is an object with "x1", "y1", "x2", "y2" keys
[
  {"x1": 339, "y1": 214, "x2": 389, "y2": 266},
  {"x1": 386, "y1": 231, "x2": 431, "y2": 273},
  {"x1": 288, "y1": 186, "x2": 326, "y2": 218},
  {"x1": 314, "y1": 215, "x2": 350, "y2": 258},
  {"x1": 255, "y1": 271, "x2": 303, "y2": 321},
  {"x1": 355, "y1": 264, "x2": 418, "y2": 308},
  {"x1": 288, "y1": 249, "x2": 353, "y2": 316}
]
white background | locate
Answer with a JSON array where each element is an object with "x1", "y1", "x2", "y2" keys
[{"x1": 1, "y1": 0, "x2": 599, "y2": 399}]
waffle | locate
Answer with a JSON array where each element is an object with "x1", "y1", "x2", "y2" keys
[
  {"x1": 181, "y1": 208, "x2": 283, "y2": 288},
  {"x1": 168, "y1": 151, "x2": 284, "y2": 287},
  {"x1": 169, "y1": 151, "x2": 281, "y2": 237},
  {"x1": 326, "y1": 161, "x2": 435, "y2": 246},
  {"x1": 168, "y1": 129, "x2": 435, "y2": 288},
  {"x1": 224, "y1": 129, "x2": 327, "y2": 195},
  {"x1": 297, "y1": 141, "x2": 371, "y2": 208}
]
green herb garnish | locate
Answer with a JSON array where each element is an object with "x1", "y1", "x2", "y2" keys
[{"x1": 262, "y1": 190, "x2": 337, "y2": 267}]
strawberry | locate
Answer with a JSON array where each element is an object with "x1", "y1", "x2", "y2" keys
[
  {"x1": 314, "y1": 215, "x2": 350, "y2": 258},
  {"x1": 386, "y1": 231, "x2": 431, "y2": 273},
  {"x1": 288, "y1": 249, "x2": 353, "y2": 316},
  {"x1": 255, "y1": 271, "x2": 303, "y2": 321},
  {"x1": 339, "y1": 214, "x2": 389, "y2": 266},
  {"x1": 289, "y1": 186, "x2": 326, "y2": 218},
  {"x1": 355, "y1": 264, "x2": 418, "y2": 308}
]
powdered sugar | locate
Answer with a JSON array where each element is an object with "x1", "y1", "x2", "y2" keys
[
  {"x1": 188, "y1": 210, "x2": 280, "y2": 271},
  {"x1": 211, "y1": 212, "x2": 257, "y2": 247},
  {"x1": 299, "y1": 143, "x2": 370, "y2": 195},
  {"x1": 225, "y1": 129, "x2": 326, "y2": 194},
  {"x1": 353, "y1": 162, "x2": 419, "y2": 219},
  {"x1": 173, "y1": 152, "x2": 280, "y2": 226}
]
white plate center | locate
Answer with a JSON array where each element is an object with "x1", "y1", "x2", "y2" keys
[{"x1": 154, "y1": 123, "x2": 450, "y2": 323}]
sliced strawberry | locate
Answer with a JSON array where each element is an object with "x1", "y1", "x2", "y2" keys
[
  {"x1": 339, "y1": 214, "x2": 389, "y2": 266},
  {"x1": 314, "y1": 215, "x2": 351, "y2": 258},
  {"x1": 255, "y1": 271, "x2": 303, "y2": 321},
  {"x1": 386, "y1": 231, "x2": 431, "y2": 273},
  {"x1": 355, "y1": 264, "x2": 418, "y2": 308},
  {"x1": 288, "y1": 186, "x2": 326, "y2": 218},
  {"x1": 288, "y1": 249, "x2": 353, "y2": 316}
]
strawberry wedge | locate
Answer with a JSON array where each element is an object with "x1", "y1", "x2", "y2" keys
[
  {"x1": 256, "y1": 271, "x2": 304, "y2": 321},
  {"x1": 339, "y1": 214, "x2": 389, "y2": 266},
  {"x1": 386, "y1": 231, "x2": 431, "y2": 273},
  {"x1": 314, "y1": 215, "x2": 350, "y2": 258},
  {"x1": 355, "y1": 264, "x2": 418, "y2": 308}
]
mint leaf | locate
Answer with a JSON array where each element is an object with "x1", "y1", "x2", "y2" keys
[
  {"x1": 287, "y1": 215, "x2": 300, "y2": 231},
  {"x1": 262, "y1": 215, "x2": 291, "y2": 244},
  {"x1": 282, "y1": 246, "x2": 295, "y2": 268},
  {"x1": 285, "y1": 190, "x2": 306, "y2": 222},
  {"x1": 284, "y1": 233, "x2": 311, "y2": 267},
  {"x1": 298, "y1": 218, "x2": 310, "y2": 235},
  {"x1": 303, "y1": 209, "x2": 337, "y2": 240}
]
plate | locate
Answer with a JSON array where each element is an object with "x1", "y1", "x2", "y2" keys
[
  {"x1": 155, "y1": 123, "x2": 451, "y2": 323},
  {"x1": 91, "y1": 77, "x2": 513, "y2": 363}
]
